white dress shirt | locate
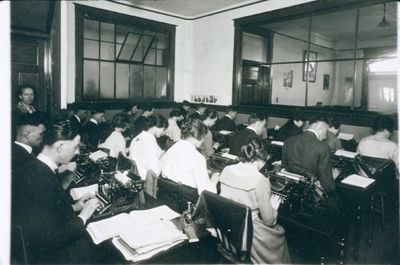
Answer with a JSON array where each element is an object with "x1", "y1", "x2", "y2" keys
[
  {"x1": 99, "y1": 130, "x2": 126, "y2": 158},
  {"x1": 15, "y1": 141, "x2": 32, "y2": 154},
  {"x1": 129, "y1": 130, "x2": 163, "y2": 180},
  {"x1": 164, "y1": 118, "x2": 181, "y2": 142},
  {"x1": 161, "y1": 140, "x2": 217, "y2": 194}
]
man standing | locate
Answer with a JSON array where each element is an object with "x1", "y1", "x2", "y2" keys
[{"x1": 81, "y1": 108, "x2": 105, "y2": 150}]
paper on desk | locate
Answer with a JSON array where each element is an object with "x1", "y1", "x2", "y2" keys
[
  {"x1": 271, "y1": 141, "x2": 284, "y2": 146},
  {"x1": 337, "y1": 132, "x2": 354, "y2": 141},
  {"x1": 341, "y1": 174, "x2": 375, "y2": 189},
  {"x1": 272, "y1": 160, "x2": 282, "y2": 166},
  {"x1": 70, "y1": 184, "x2": 98, "y2": 201},
  {"x1": 86, "y1": 205, "x2": 180, "y2": 244},
  {"x1": 88, "y1": 150, "x2": 108, "y2": 162},
  {"x1": 335, "y1": 149, "x2": 357, "y2": 159},
  {"x1": 218, "y1": 130, "x2": 234, "y2": 135},
  {"x1": 221, "y1": 153, "x2": 238, "y2": 160}
]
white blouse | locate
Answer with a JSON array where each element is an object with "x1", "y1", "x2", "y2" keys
[
  {"x1": 163, "y1": 118, "x2": 181, "y2": 142},
  {"x1": 99, "y1": 131, "x2": 126, "y2": 158},
  {"x1": 129, "y1": 130, "x2": 163, "y2": 180},
  {"x1": 161, "y1": 140, "x2": 216, "y2": 194}
]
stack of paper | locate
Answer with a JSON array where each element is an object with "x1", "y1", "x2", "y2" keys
[
  {"x1": 335, "y1": 149, "x2": 357, "y2": 159},
  {"x1": 70, "y1": 184, "x2": 98, "y2": 201},
  {"x1": 341, "y1": 174, "x2": 376, "y2": 189},
  {"x1": 88, "y1": 150, "x2": 108, "y2": 162},
  {"x1": 86, "y1": 205, "x2": 181, "y2": 244}
]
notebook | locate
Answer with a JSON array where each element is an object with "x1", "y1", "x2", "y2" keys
[{"x1": 341, "y1": 174, "x2": 375, "y2": 189}]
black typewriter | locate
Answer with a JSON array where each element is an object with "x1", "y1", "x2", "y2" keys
[{"x1": 208, "y1": 152, "x2": 239, "y2": 173}]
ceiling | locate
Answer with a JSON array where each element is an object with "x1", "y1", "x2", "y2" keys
[{"x1": 120, "y1": 0, "x2": 261, "y2": 18}]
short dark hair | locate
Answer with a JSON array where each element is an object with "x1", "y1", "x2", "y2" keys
[
  {"x1": 240, "y1": 137, "x2": 268, "y2": 162},
  {"x1": 248, "y1": 112, "x2": 267, "y2": 125},
  {"x1": 204, "y1": 110, "x2": 218, "y2": 120},
  {"x1": 196, "y1": 103, "x2": 207, "y2": 110},
  {"x1": 227, "y1": 105, "x2": 239, "y2": 113},
  {"x1": 293, "y1": 111, "x2": 306, "y2": 122},
  {"x1": 145, "y1": 114, "x2": 167, "y2": 130},
  {"x1": 142, "y1": 104, "x2": 155, "y2": 112},
  {"x1": 16, "y1": 84, "x2": 35, "y2": 97},
  {"x1": 373, "y1": 115, "x2": 395, "y2": 133},
  {"x1": 181, "y1": 119, "x2": 207, "y2": 141},
  {"x1": 169, "y1": 108, "x2": 183, "y2": 118},
  {"x1": 111, "y1": 113, "x2": 129, "y2": 128},
  {"x1": 182, "y1": 100, "x2": 191, "y2": 107},
  {"x1": 68, "y1": 103, "x2": 87, "y2": 114},
  {"x1": 308, "y1": 114, "x2": 330, "y2": 126},
  {"x1": 15, "y1": 113, "x2": 44, "y2": 128},
  {"x1": 328, "y1": 116, "x2": 341, "y2": 129},
  {"x1": 91, "y1": 108, "x2": 105, "y2": 115},
  {"x1": 43, "y1": 120, "x2": 78, "y2": 146},
  {"x1": 123, "y1": 102, "x2": 138, "y2": 112}
]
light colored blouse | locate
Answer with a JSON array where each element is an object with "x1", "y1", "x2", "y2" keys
[
  {"x1": 163, "y1": 118, "x2": 181, "y2": 142},
  {"x1": 161, "y1": 140, "x2": 216, "y2": 194},
  {"x1": 99, "y1": 131, "x2": 126, "y2": 158},
  {"x1": 357, "y1": 134, "x2": 398, "y2": 169},
  {"x1": 129, "y1": 130, "x2": 163, "y2": 180},
  {"x1": 200, "y1": 129, "x2": 214, "y2": 159}
]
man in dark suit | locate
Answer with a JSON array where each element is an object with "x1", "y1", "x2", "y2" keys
[
  {"x1": 214, "y1": 105, "x2": 238, "y2": 132},
  {"x1": 282, "y1": 115, "x2": 335, "y2": 193},
  {"x1": 12, "y1": 121, "x2": 101, "y2": 264},
  {"x1": 81, "y1": 108, "x2": 105, "y2": 150},
  {"x1": 68, "y1": 104, "x2": 88, "y2": 133},
  {"x1": 132, "y1": 104, "x2": 155, "y2": 138},
  {"x1": 177, "y1": 100, "x2": 191, "y2": 128},
  {"x1": 188, "y1": 103, "x2": 207, "y2": 120},
  {"x1": 276, "y1": 111, "x2": 306, "y2": 141},
  {"x1": 12, "y1": 113, "x2": 46, "y2": 174},
  {"x1": 228, "y1": 112, "x2": 268, "y2": 156}
]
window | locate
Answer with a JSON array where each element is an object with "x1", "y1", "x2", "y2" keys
[
  {"x1": 75, "y1": 5, "x2": 175, "y2": 102},
  {"x1": 234, "y1": 0, "x2": 397, "y2": 113}
]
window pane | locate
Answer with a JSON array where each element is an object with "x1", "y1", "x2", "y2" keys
[
  {"x1": 132, "y1": 38, "x2": 145, "y2": 62},
  {"x1": 83, "y1": 60, "x2": 99, "y2": 99},
  {"x1": 118, "y1": 44, "x2": 135, "y2": 61},
  {"x1": 101, "y1": 22, "x2": 114, "y2": 42},
  {"x1": 144, "y1": 66, "x2": 156, "y2": 98},
  {"x1": 270, "y1": 63, "x2": 306, "y2": 106},
  {"x1": 272, "y1": 33, "x2": 308, "y2": 63},
  {"x1": 84, "y1": 19, "x2": 99, "y2": 40},
  {"x1": 157, "y1": 32, "x2": 168, "y2": 49},
  {"x1": 265, "y1": 17, "x2": 310, "y2": 43},
  {"x1": 100, "y1": 62, "x2": 114, "y2": 99},
  {"x1": 156, "y1": 50, "x2": 165, "y2": 66},
  {"x1": 84, "y1": 40, "x2": 99, "y2": 59},
  {"x1": 242, "y1": 32, "x2": 268, "y2": 63},
  {"x1": 101, "y1": 41, "x2": 114, "y2": 60},
  {"x1": 116, "y1": 63, "x2": 129, "y2": 99},
  {"x1": 156, "y1": 67, "x2": 167, "y2": 98},
  {"x1": 130, "y1": 64, "x2": 143, "y2": 98},
  {"x1": 144, "y1": 48, "x2": 156, "y2": 65},
  {"x1": 305, "y1": 61, "x2": 335, "y2": 107}
]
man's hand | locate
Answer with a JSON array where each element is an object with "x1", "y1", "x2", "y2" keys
[{"x1": 72, "y1": 193, "x2": 96, "y2": 212}]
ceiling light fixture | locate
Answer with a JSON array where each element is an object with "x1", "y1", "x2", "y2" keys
[{"x1": 377, "y1": 3, "x2": 391, "y2": 28}]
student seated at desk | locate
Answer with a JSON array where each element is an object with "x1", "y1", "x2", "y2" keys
[
  {"x1": 12, "y1": 120, "x2": 101, "y2": 264},
  {"x1": 99, "y1": 113, "x2": 129, "y2": 158},
  {"x1": 325, "y1": 116, "x2": 343, "y2": 153},
  {"x1": 228, "y1": 112, "x2": 268, "y2": 156},
  {"x1": 161, "y1": 119, "x2": 217, "y2": 194},
  {"x1": 163, "y1": 108, "x2": 184, "y2": 142},
  {"x1": 132, "y1": 104, "x2": 155, "y2": 138},
  {"x1": 276, "y1": 111, "x2": 305, "y2": 142},
  {"x1": 357, "y1": 115, "x2": 398, "y2": 170},
  {"x1": 214, "y1": 105, "x2": 238, "y2": 132},
  {"x1": 188, "y1": 103, "x2": 207, "y2": 120},
  {"x1": 218, "y1": 138, "x2": 291, "y2": 264},
  {"x1": 200, "y1": 110, "x2": 218, "y2": 159},
  {"x1": 129, "y1": 115, "x2": 167, "y2": 180}
]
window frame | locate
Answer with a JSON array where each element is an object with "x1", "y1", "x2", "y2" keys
[{"x1": 75, "y1": 4, "x2": 176, "y2": 103}]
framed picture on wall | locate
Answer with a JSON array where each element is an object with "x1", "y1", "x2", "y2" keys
[
  {"x1": 283, "y1": 70, "x2": 293, "y2": 89},
  {"x1": 303, "y1": 51, "x2": 317, "y2": 82},
  {"x1": 323, "y1": 74, "x2": 330, "y2": 90}
]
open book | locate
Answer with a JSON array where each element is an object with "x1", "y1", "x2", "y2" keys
[{"x1": 86, "y1": 205, "x2": 180, "y2": 244}]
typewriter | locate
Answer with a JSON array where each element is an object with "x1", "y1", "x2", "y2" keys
[
  {"x1": 268, "y1": 169, "x2": 327, "y2": 212},
  {"x1": 208, "y1": 152, "x2": 239, "y2": 173},
  {"x1": 91, "y1": 170, "x2": 144, "y2": 220}
]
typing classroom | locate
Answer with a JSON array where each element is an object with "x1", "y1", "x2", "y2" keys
[{"x1": 5, "y1": 0, "x2": 400, "y2": 264}]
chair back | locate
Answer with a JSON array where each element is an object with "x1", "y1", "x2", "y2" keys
[
  {"x1": 193, "y1": 191, "x2": 253, "y2": 263},
  {"x1": 157, "y1": 177, "x2": 198, "y2": 213}
]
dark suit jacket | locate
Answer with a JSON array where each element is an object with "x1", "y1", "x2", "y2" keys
[
  {"x1": 215, "y1": 116, "x2": 236, "y2": 132},
  {"x1": 12, "y1": 158, "x2": 86, "y2": 263},
  {"x1": 228, "y1": 128, "x2": 258, "y2": 156},
  {"x1": 12, "y1": 143, "x2": 34, "y2": 173},
  {"x1": 282, "y1": 131, "x2": 335, "y2": 193},
  {"x1": 69, "y1": 115, "x2": 83, "y2": 133},
  {"x1": 81, "y1": 121, "x2": 101, "y2": 150},
  {"x1": 276, "y1": 120, "x2": 303, "y2": 141},
  {"x1": 188, "y1": 111, "x2": 203, "y2": 120}
]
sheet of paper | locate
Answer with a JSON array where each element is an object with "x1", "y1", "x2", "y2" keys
[
  {"x1": 337, "y1": 132, "x2": 354, "y2": 141},
  {"x1": 341, "y1": 174, "x2": 375, "y2": 189},
  {"x1": 218, "y1": 130, "x2": 234, "y2": 135},
  {"x1": 271, "y1": 141, "x2": 284, "y2": 146},
  {"x1": 70, "y1": 184, "x2": 98, "y2": 201},
  {"x1": 86, "y1": 213, "x2": 132, "y2": 245},
  {"x1": 88, "y1": 150, "x2": 108, "y2": 162},
  {"x1": 221, "y1": 153, "x2": 238, "y2": 160},
  {"x1": 335, "y1": 149, "x2": 357, "y2": 159}
]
